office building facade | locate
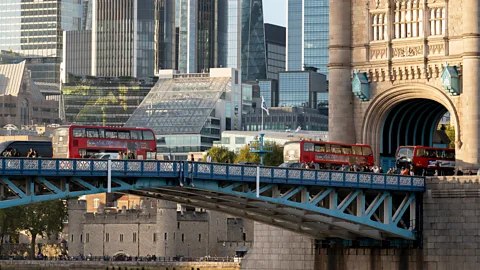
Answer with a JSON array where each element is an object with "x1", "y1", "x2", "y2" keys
[
  {"x1": 62, "y1": 76, "x2": 157, "y2": 126},
  {"x1": 225, "y1": 0, "x2": 242, "y2": 70},
  {"x1": 286, "y1": 0, "x2": 329, "y2": 75},
  {"x1": 0, "y1": 0, "x2": 85, "y2": 86},
  {"x1": 91, "y1": 0, "x2": 156, "y2": 78},
  {"x1": 178, "y1": 0, "x2": 227, "y2": 74},
  {"x1": 241, "y1": 0, "x2": 266, "y2": 82},
  {"x1": 61, "y1": 31, "x2": 92, "y2": 83},
  {"x1": 278, "y1": 70, "x2": 327, "y2": 109},
  {"x1": 125, "y1": 68, "x2": 242, "y2": 160},
  {"x1": 241, "y1": 107, "x2": 328, "y2": 132},
  {"x1": 155, "y1": 0, "x2": 176, "y2": 71},
  {"x1": 265, "y1": 24, "x2": 286, "y2": 80}
]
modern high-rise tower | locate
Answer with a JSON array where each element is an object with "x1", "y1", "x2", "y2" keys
[
  {"x1": 241, "y1": 0, "x2": 267, "y2": 82},
  {"x1": 155, "y1": 0, "x2": 176, "y2": 71},
  {"x1": 286, "y1": 0, "x2": 329, "y2": 75},
  {"x1": 177, "y1": 0, "x2": 227, "y2": 74},
  {"x1": 0, "y1": 0, "x2": 85, "y2": 85},
  {"x1": 91, "y1": 0, "x2": 156, "y2": 78}
]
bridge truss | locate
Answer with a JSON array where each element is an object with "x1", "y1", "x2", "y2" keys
[{"x1": 0, "y1": 158, "x2": 424, "y2": 241}]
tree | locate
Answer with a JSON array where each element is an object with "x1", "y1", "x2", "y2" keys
[
  {"x1": 235, "y1": 142, "x2": 284, "y2": 167},
  {"x1": 0, "y1": 207, "x2": 24, "y2": 254},
  {"x1": 443, "y1": 124, "x2": 455, "y2": 148},
  {"x1": 204, "y1": 146, "x2": 237, "y2": 163},
  {"x1": 19, "y1": 200, "x2": 68, "y2": 259}
]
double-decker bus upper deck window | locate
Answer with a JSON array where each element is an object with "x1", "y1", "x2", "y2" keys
[
  {"x1": 314, "y1": 144, "x2": 326, "y2": 152},
  {"x1": 131, "y1": 130, "x2": 142, "y2": 140},
  {"x1": 331, "y1": 145, "x2": 342, "y2": 154},
  {"x1": 73, "y1": 128, "x2": 85, "y2": 138},
  {"x1": 398, "y1": 148, "x2": 413, "y2": 158},
  {"x1": 342, "y1": 146, "x2": 352, "y2": 154},
  {"x1": 303, "y1": 143, "x2": 314, "y2": 152},
  {"x1": 445, "y1": 150, "x2": 455, "y2": 159},
  {"x1": 118, "y1": 131, "x2": 130, "y2": 140},
  {"x1": 105, "y1": 130, "x2": 117, "y2": 139},
  {"x1": 362, "y1": 146, "x2": 373, "y2": 156},
  {"x1": 424, "y1": 149, "x2": 437, "y2": 158},
  {"x1": 142, "y1": 130, "x2": 155, "y2": 140},
  {"x1": 352, "y1": 146, "x2": 362, "y2": 155},
  {"x1": 324, "y1": 144, "x2": 331, "y2": 152},
  {"x1": 98, "y1": 129, "x2": 105, "y2": 138},
  {"x1": 86, "y1": 129, "x2": 99, "y2": 138}
]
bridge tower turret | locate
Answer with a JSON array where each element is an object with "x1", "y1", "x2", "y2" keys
[{"x1": 328, "y1": 0, "x2": 354, "y2": 144}]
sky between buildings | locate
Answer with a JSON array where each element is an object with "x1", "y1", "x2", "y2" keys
[{"x1": 263, "y1": 0, "x2": 287, "y2": 27}]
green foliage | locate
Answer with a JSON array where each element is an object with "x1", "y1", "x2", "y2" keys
[
  {"x1": 234, "y1": 145, "x2": 259, "y2": 164},
  {"x1": 204, "y1": 146, "x2": 237, "y2": 163},
  {"x1": 0, "y1": 200, "x2": 68, "y2": 258},
  {"x1": 235, "y1": 142, "x2": 284, "y2": 166},
  {"x1": 443, "y1": 124, "x2": 455, "y2": 148}
]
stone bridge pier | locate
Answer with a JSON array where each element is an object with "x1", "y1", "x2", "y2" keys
[{"x1": 241, "y1": 176, "x2": 480, "y2": 270}]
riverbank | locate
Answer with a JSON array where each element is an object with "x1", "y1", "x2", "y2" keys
[{"x1": 0, "y1": 260, "x2": 240, "y2": 270}]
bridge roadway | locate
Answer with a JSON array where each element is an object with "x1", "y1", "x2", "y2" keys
[{"x1": 0, "y1": 158, "x2": 425, "y2": 241}]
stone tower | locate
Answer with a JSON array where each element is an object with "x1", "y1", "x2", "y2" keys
[
  {"x1": 329, "y1": 0, "x2": 480, "y2": 169},
  {"x1": 67, "y1": 199, "x2": 86, "y2": 257},
  {"x1": 156, "y1": 200, "x2": 177, "y2": 257}
]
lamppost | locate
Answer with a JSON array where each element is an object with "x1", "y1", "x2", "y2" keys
[{"x1": 249, "y1": 133, "x2": 272, "y2": 165}]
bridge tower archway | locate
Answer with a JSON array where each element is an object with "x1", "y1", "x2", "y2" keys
[{"x1": 361, "y1": 83, "x2": 460, "y2": 168}]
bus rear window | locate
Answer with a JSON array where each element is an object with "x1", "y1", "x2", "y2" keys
[
  {"x1": 142, "y1": 130, "x2": 155, "y2": 140},
  {"x1": 362, "y1": 147, "x2": 373, "y2": 156}
]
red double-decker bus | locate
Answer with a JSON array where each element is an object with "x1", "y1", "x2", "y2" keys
[
  {"x1": 283, "y1": 140, "x2": 374, "y2": 169},
  {"x1": 52, "y1": 125, "x2": 157, "y2": 160},
  {"x1": 395, "y1": 146, "x2": 455, "y2": 175}
]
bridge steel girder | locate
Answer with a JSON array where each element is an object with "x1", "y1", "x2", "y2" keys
[{"x1": 0, "y1": 159, "x2": 422, "y2": 241}]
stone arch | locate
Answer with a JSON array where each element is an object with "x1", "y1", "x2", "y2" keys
[{"x1": 361, "y1": 83, "x2": 461, "y2": 161}]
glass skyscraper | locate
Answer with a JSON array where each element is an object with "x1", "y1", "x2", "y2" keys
[
  {"x1": 178, "y1": 0, "x2": 227, "y2": 74},
  {"x1": 286, "y1": 0, "x2": 329, "y2": 75},
  {"x1": 286, "y1": 0, "x2": 329, "y2": 108},
  {"x1": 225, "y1": 0, "x2": 242, "y2": 70},
  {"x1": 241, "y1": 0, "x2": 266, "y2": 82},
  {"x1": 92, "y1": 0, "x2": 155, "y2": 78},
  {"x1": 0, "y1": 0, "x2": 85, "y2": 85},
  {"x1": 265, "y1": 23, "x2": 286, "y2": 80}
]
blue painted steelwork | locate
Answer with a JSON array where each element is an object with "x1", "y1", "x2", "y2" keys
[
  {"x1": 352, "y1": 72, "x2": 370, "y2": 101},
  {"x1": 441, "y1": 65, "x2": 460, "y2": 96},
  {"x1": 0, "y1": 158, "x2": 424, "y2": 240}
]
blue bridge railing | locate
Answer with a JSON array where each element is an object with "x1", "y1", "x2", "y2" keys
[{"x1": 0, "y1": 158, "x2": 425, "y2": 192}]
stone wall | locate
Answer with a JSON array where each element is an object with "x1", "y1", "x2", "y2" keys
[{"x1": 241, "y1": 176, "x2": 480, "y2": 270}]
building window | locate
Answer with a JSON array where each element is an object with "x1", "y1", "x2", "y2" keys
[
  {"x1": 86, "y1": 233, "x2": 89, "y2": 243},
  {"x1": 177, "y1": 222, "x2": 180, "y2": 229},
  {"x1": 235, "y1": 137, "x2": 246, "y2": 144},
  {"x1": 71, "y1": 234, "x2": 73, "y2": 242},
  {"x1": 133, "y1": 232, "x2": 137, "y2": 243},
  {"x1": 394, "y1": 1, "x2": 423, "y2": 38},
  {"x1": 93, "y1": 198, "x2": 99, "y2": 209},
  {"x1": 80, "y1": 234, "x2": 83, "y2": 243},
  {"x1": 120, "y1": 234, "x2": 124, "y2": 242},
  {"x1": 153, "y1": 233, "x2": 157, "y2": 242},
  {"x1": 371, "y1": 13, "x2": 387, "y2": 41},
  {"x1": 429, "y1": 7, "x2": 446, "y2": 36},
  {"x1": 182, "y1": 234, "x2": 184, "y2": 243},
  {"x1": 105, "y1": 233, "x2": 109, "y2": 242},
  {"x1": 199, "y1": 234, "x2": 201, "y2": 243},
  {"x1": 164, "y1": 233, "x2": 167, "y2": 240}
]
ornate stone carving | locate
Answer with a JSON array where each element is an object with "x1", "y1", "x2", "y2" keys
[
  {"x1": 428, "y1": 44, "x2": 445, "y2": 55},
  {"x1": 370, "y1": 48, "x2": 388, "y2": 60},
  {"x1": 393, "y1": 45, "x2": 424, "y2": 57}
]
